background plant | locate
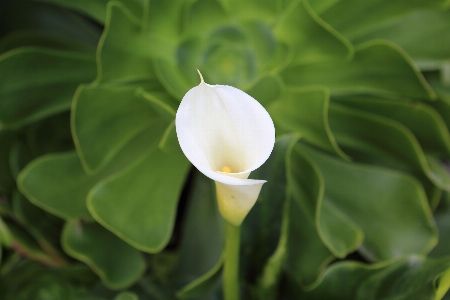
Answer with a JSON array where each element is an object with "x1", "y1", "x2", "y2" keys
[{"x1": 1, "y1": 0, "x2": 450, "y2": 299}]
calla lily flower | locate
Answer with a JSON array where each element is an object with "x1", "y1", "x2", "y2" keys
[{"x1": 175, "y1": 71, "x2": 275, "y2": 226}]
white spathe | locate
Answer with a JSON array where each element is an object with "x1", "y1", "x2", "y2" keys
[{"x1": 176, "y1": 72, "x2": 275, "y2": 226}]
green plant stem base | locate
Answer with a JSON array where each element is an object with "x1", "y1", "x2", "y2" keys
[{"x1": 224, "y1": 222, "x2": 241, "y2": 300}]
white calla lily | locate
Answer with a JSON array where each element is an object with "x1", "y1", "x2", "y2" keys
[{"x1": 175, "y1": 70, "x2": 275, "y2": 226}]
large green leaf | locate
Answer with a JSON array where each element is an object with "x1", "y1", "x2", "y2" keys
[
  {"x1": 292, "y1": 256, "x2": 450, "y2": 300},
  {"x1": 317, "y1": 0, "x2": 448, "y2": 40},
  {"x1": 242, "y1": 137, "x2": 299, "y2": 283},
  {"x1": 174, "y1": 171, "x2": 224, "y2": 286},
  {"x1": 0, "y1": 47, "x2": 96, "y2": 128},
  {"x1": 329, "y1": 103, "x2": 450, "y2": 191},
  {"x1": 87, "y1": 147, "x2": 190, "y2": 253},
  {"x1": 0, "y1": 29, "x2": 96, "y2": 54},
  {"x1": 281, "y1": 41, "x2": 435, "y2": 99},
  {"x1": 222, "y1": 0, "x2": 278, "y2": 22},
  {"x1": 273, "y1": 0, "x2": 352, "y2": 65},
  {"x1": 18, "y1": 122, "x2": 166, "y2": 220},
  {"x1": 94, "y1": 2, "x2": 156, "y2": 84},
  {"x1": 269, "y1": 87, "x2": 347, "y2": 159},
  {"x1": 18, "y1": 152, "x2": 95, "y2": 220},
  {"x1": 352, "y1": 10, "x2": 450, "y2": 66},
  {"x1": 245, "y1": 75, "x2": 283, "y2": 107},
  {"x1": 176, "y1": 256, "x2": 223, "y2": 299},
  {"x1": 62, "y1": 221, "x2": 146, "y2": 289},
  {"x1": 334, "y1": 96, "x2": 450, "y2": 158},
  {"x1": 38, "y1": 0, "x2": 144, "y2": 24},
  {"x1": 153, "y1": 58, "x2": 193, "y2": 100},
  {"x1": 72, "y1": 85, "x2": 166, "y2": 173},
  {"x1": 173, "y1": 169, "x2": 224, "y2": 298},
  {"x1": 182, "y1": 0, "x2": 229, "y2": 37},
  {"x1": 283, "y1": 140, "x2": 336, "y2": 288},
  {"x1": 300, "y1": 144, "x2": 438, "y2": 261}
]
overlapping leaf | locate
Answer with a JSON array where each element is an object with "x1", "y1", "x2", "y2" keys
[
  {"x1": 328, "y1": 103, "x2": 450, "y2": 191},
  {"x1": 0, "y1": 48, "x2": 96, "y2": 128},
  {"x1": 18, "y1": 120, "x2": 166, "y2": 221},
  {"x1": 316, "y1": 0, "x2": 448, "y2": 40},
  {"x1": 352, "y1": 9, "x2": 450, "y2": 67},
  {"x1": 281, "y1": 41, "x2": 435, "y2": 99},
  {"x1": 62, "y1": 221, "x2": 146, "y2": 289},
  {"x1": 292, "y1": 256, "x2": 450, "y2": 300},
  {"x1": 334, "y1": 96, "x2": 450, "y2": 158},
  {"x1": 300, "y1": 144, "x2": 438, "y2": 261},
  {"x1": 274, "y1": 0, "x2": 353, "y2": 65},
  {"x1": 269, "y1": 87, "x2": 347, "y2": 158},
  {"x1": 87, "y1": 146, "x2": 190, "y2": 253}
]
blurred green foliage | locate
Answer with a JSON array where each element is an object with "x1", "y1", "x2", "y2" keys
[{"x1": 1, "y1": 0, "x2": 450, "y2": 299}]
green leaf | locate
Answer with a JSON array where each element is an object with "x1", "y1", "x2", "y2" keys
[
  {"x1": 241, "y1": 137, "x2": 299, "y2": 283},
  {"x1": 18, "y1": 123, "x2": 165, "y2": 220},
  {"x1": 9, "y1": 139, "x2": 33, "y2": 180},
  {"x1": 245, "y1": 75, "x2": 283, "y2": 107},
  {"x1": 222, "y1": 0, "x2": 279, "y2": 21},
  {"x1": 23, "y1": 112, "x2": 74, "y2": 158},
  {"x1": 300, "y1": 144, "x2": 438, "y2": 261},
  {"x1": 281, "y1": 40, "x2": 435, "y2": 99},
  {"x1": 0, "y1": 216, "x2": 11, "y2": 246},
  {"x1": 334, "y1": 96, "x2": 450, "y2": 158},
  {"x1": 436, "y1": 267, "x2": 450, "y2": 300},
  {"x1": 174, "y1": 171, "x2": 224, "y2": 285},
  {"x1": 18, "y1": 152, "x2": 94, "y2": 220},
  {"x1": 38, "y1": 0, "x2": 144, "y2": 24},
  {"x1": 0, "y1": 29, "x2": 96, "y2": 54},
  {"x1": 12, "y1": 191, "x2": 67, "y2": 266},
  {"x1": 269, "y1": 87, "x2": 348, "y2": 159},
  {"x1": 0, "y1": 130, "x2": 15, "y2": 194},
  {"x1": 284, "y1": 144, "x2": 339, "y2": 287},
  {"x1": 329, "y1": 103, "x2": 450, "y2": 191},
  {"x1": 352, "y1": 10, "x2": 450, "y2": 66},
  {"x1": 72, "y1": 85, "x2": 168, "y2": 173},
  {"x1": 288, "y1": 143, "x2": 363, "y2": 262},
  {"x1": 430, "y1": 192, "x2": 450, "y2": 257},
  {"x1": 62, "y1": 221, "x2": 146, "y2": 290},
  {"x1": 153, "y1": 58, "x2": 194, "y2": 100},
  {"x1": 94, "y1": 2, "x2": 155, "y2": 84},
  {"x1": 136, "y1": 88, "x2": 177, "y2": 121},
  {"x1": 0, "y1": 47, "x2": 96, "y2": 128},
  {"x1": 429, "y1": 77, "x2": 450, "y2": 130},
  {"x1": 0, "y1": 260, "x2": 99, "y2": 300},
  {"x1": 114, "y1": 291, "x2": 139, "y2": 300},
  {"x1": 293, "y1": 256, "x2": 450, "y2": 300},
  {"x1": 87, "y1": 147, "x2": 190, "y2": 253},
  {"x1": 182, "y1": 0, "x2": 229, "y2": 37},
  {"x1": 317, "y1": 0, "x2": 448, "y2": 40},
  {"x1": 142, "y1": 0, "x2": 186, "y2": 38},
  {"x1": 273, "y1": 0, "x2": 352, "y2": 65},
  {"x1": 249, "y1": 136, "x2": 334, "y2": 289},
  {"x1": 176, "y1": 255, "x2": 223, "y2": 299}
]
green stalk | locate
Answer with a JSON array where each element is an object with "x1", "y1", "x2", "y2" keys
[{"x1": 223, "y1": 222, "x2": 241, "y2": 300}]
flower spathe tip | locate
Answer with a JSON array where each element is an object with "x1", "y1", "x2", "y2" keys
[
  {"x1": 175, "y1": 71, "x2": 275, "y2": 225},
  {"x1": 196, "y1": 68, "x2": 204, "y2": 84}
]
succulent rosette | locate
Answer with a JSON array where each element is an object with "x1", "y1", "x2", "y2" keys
[{"x1": 0, "y1": 0, "x2": 449, "y2": 298}]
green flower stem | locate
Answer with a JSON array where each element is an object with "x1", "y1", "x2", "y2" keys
[{"x1": 223, "y1": 222, "x2": 241, "y2": 300}]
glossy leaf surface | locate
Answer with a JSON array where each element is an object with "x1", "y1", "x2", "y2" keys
[{"x1": 62, "y1": 221, "x2": 146, "y2": 289}]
